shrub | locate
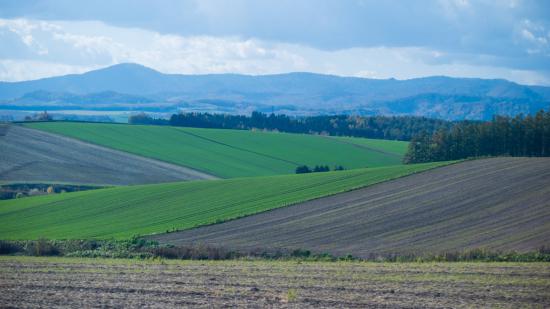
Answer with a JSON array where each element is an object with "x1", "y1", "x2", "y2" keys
[
  {"x1": 0, "y1": 240, "x2": 23, "y2": 254},
  {"x1": 313, "y1": 165, "x2": 330, "y2": 172},
  {"x1": 26, "y1": 239, "x2": 60, "y2": 256},
  {"x1": 295, "y1": 165, "x2": 311, "y2": 174},
  {"x1": 291, "y1": 249, "x2": 311, "y2": 258}
]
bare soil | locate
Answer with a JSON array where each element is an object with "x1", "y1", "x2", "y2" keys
[
  {"x1": 1, "y1": 257, "x2": 548, "y2": 308},
  {"x1": 0, "y1": 125, "x2": 217, "y2": 186},
  {"x1": 150, "y1": 157, "x2": 550, "y2": 256}
]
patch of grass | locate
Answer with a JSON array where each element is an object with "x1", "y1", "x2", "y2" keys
[
  {"x1": 24, "y1": 122, "x2": 408, "y2": 178},
  {"x1": 285, "y1": 289, "x2": 298, "y2": 302},
  {"x1": 0, "y1": 162, "x2": 448, "y2": 240}
]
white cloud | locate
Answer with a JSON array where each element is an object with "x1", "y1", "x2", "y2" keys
[
  {"x1": 0, "y1": 18, "x2": 309, "y2": 78},
  {"x1": 0, "y1": 59, "x2": 97, "y2": 81},
  {"x1": 516, "y1": 19, "x2": 550, "y2": 56},
  {"x1": 0, "y1": 18, "x2": 548, "y2": 86}
]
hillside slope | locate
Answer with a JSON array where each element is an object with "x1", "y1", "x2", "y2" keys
[
  {"x1": 0, "y1": 162, "x2": 446, "y2": 239},
  {"x1": 150, "y1": 158, "x2": 550, "y2": 256},
  {"x1": 0, "y1": 125, "x2": 215, "y2": 185},
  {"x1": 24, "y1": 122, "x2": 407, "y2": 178}
]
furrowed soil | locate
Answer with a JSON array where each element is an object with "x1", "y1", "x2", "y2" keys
[
  {"x1": 1, "y1": 257, "x2": 549, "y2": 308},
  {"x1": 0, "y1": 125, "x2": 216, "y2": 185},
  {"x1": 150, "y1": 157, "x2": 550, "y2": 256}
]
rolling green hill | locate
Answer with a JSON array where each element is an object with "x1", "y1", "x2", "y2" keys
[
  {"x1": 333, "y1": 136, "x2": 409, "y2": 156},
  {"x1": 0, "y1": 162, "x2": 447, "y2": 240},
  {"x1": 24, "y1": 122, "x2": 408, "y2": 178}
]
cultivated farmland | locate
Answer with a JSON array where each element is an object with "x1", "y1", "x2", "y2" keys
[
  {"x1": 24, "y1": 122, "x2": 408, "y2": 178},
  {"x1": 331, "y1": 135, "x2": 409, "y2": 156},
  {"x1": 1, "y1": 256, "x2": 549, "y2": 308},
  {"x1": 0, "y1": 125, "x2": 215, "y2": 186},
  {"x1": 0, "y1": 162, "x2": 446, "y2": 239},
  {"x1": 151, "y1": 157, "x2": 550, "y2": 257}
]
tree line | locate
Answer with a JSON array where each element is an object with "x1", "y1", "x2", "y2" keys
[
  {"x1": 130, "y1": 111, "x2": 451, "y2": 141},
  {"x1": 404, "y1": 110, "x2": 550, "y2": 163},
  {"x1": 295, "y1": 165, "x2": 344, "y2": 174}
]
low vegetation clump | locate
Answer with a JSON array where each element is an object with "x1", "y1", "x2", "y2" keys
[
  {"x1": 0, "y1": 183, "x2": 100, "y2": 200},
  {"x1": 295, "y1": 165, "x2": 339, "y2": 174},
  {"x1": 1, "y1": 239, "x2": 549, "y2": 262},
  {"x1": 23, "y1": 111, "x2": 53, "y2": 122}
]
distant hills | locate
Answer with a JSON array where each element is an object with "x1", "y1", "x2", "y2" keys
[{"x1": 1, "y1": 63, "x2": 549, "y2": 120}]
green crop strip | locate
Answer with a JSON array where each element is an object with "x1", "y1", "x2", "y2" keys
[
  {"x1": 24, "y1": 122, "x2": 409, "y2": 178},
  {"x1": 0, "y1": 162, "x2": 448, "y2": 240}
]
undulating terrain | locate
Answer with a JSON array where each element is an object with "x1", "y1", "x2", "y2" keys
[
  {"x1": 2, "y1": 63, "x2": 549, "y2": 120},
  {"x1": 2, "y1": 4, "x2": 550, "y2": 309},
  {"x1": 150, "y1": 157, "x2": 550, "y2": 256},
  {"x1": 1, "y1": 257, "x2": 548, "y2": 308},
  {"x1": 24, "y1": 122, "x2": 407, "y2": 177},
  {"x1": 0, "y1": 125, "x2": 215, "y2": 185},
  {"x1": 0, "y1": 162, "x2": 445, "y2": 239}
]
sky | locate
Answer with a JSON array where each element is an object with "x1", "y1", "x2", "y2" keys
[{"x1": 0, "y1": 0, "x2": 549, "y2": 85}]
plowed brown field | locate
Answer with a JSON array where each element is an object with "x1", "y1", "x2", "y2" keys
[
  {"x1": 150, "y1": 157, "x2": 550, "y2": 256},
  {"x1": 0, "y1": 125, "x2": 216, "y2": 185},
  {"x1": 1, "y1": 257, "x2": 549, "y2": 308}
]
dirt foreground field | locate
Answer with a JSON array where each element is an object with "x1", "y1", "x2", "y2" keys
[
  {"x1": 1, "y1": 256, "x2": 549, "y2": 308},
  {"x1": 0, "y1": 125, "x2": 216, "y2": 185},
  {"x1": 151, "y1": 157, "x2": 550, "y2": 256}
]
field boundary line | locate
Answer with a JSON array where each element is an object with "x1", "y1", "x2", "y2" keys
[
  {"x1": 18, "y1": 125, "x2": 220, "y2": 180},
  {"x1": 322, "y1": 135, "x2": 403, "y2": 158},
  {"x1": 174, "y1": 127, "x2": 303, "y2": 166}
]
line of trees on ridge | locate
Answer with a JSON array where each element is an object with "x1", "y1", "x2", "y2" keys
[
  {"x1": 404, "y1": 110, "x2": 550, "y2": 163},
  {"x1": 295, "y1": 165, "x2": 345, "y2": 174},
  {"x1": 130, "y1": 111, "x2": 451, "y2": 141}
]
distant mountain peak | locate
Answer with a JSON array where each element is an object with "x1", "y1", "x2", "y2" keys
[
  {"x1": 84, "y1": 63, "x2": 163, "y2": 76},
  {"x1": 0, "y1": 63, "x2": 549, "y2": 120}
]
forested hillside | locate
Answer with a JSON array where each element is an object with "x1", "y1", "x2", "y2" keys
[
  {"x1": 132, "y1": 112, "x2": 451, "y2": 141},
  {"x1": 404, "y1": 110, "x2": 550, "y2": 163}
]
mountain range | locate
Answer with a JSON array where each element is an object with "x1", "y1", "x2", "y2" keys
[{"x1": 1, "y1": 63, "x2": 549, "y2": 120}]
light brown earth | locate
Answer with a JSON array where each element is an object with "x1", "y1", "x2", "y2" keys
[
  {"x1": 1, "y1": 257, "x2": 549, "y2": 308},
  {"x1": 150, "y1": 157, "x2": 550, "y2": 257},
  {"x1": 0, "y1": 124, "x2": 217, "y2": 186}
]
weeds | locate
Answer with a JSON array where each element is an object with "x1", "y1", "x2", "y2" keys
[
  {"x1": 285, "y1": 289, "x2": 298, "y2": 302},
  {"x1": 1, "y1": 239, "x2": 549, "y2": 262}
]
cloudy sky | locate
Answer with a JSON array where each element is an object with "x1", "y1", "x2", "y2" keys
[{"x1": 0, "y1": 0, "x2": 549, "y2": 85}]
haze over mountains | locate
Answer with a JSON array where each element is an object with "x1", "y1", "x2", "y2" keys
[{"x1": 1, "y1": 63, "x2": 549, "y2": 121}]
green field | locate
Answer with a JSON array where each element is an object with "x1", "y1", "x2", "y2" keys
[
  {"x1": 0, "y1": 162, "x2": 447, "y2": 240},
  {"x1": 24, "y1": 122, "x2": 408, "y2": 178},
  {"x1": 333, "y1": 136, "x2": 409, "y2": 156}
]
